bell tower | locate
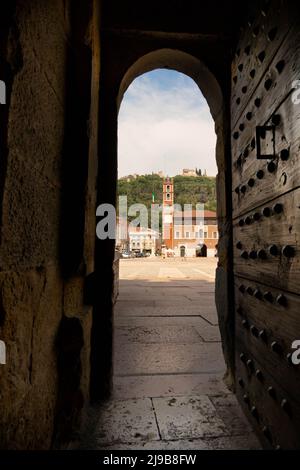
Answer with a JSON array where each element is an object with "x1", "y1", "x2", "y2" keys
[{"x1": 162, "y1": 177, "x2": 174, "y2": 249}]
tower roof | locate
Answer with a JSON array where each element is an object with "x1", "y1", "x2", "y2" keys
[{"x1": 163, "y1": 176, "x2": 172, "y2": 184}]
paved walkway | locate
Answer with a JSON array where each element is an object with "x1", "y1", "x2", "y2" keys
[{"x1": 79, "y1": 258, "x2": 260, "y2": 450}]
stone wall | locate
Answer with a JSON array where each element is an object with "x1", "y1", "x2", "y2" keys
[{"x1": 0, "y1": 0, "x2": 100, "y2": 449}]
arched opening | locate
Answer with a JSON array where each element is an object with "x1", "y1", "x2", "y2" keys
[
  {"x1": 196, "y1": 243, "x2": 208, "y2": 258},
  {"x1": 89, "y1": 48, "x2": 237, "y2": 448},
  {"x1": 117, "y1": 50, "x2": 223, "y2": 118},
  {"x1": 89, "y1": 42, "x2": 238, "y2": 449},
  {"x1": 91, "y1": 48, "x2": 234, "y2": 404},
  {"x1": 113, "y1": 48, "x2": 234, "y2": 382}
]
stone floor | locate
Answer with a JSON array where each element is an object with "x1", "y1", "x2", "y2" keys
[{"x1": 78, "y1": 257, "x2": 260, "y2": 450}]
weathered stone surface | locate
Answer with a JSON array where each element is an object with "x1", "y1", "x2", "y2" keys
[
  {"x1": 0, "y1": 267, "x2": 62, "y2": 449},
  {"x1": 115, "y1": 305, "x2": 218, "y2": 317},
  {"x1": 113, "y1": 373, "x2": 228, "y2": 400},
  {"x1": 115, "y1": 314, "x2": 216, "y2": 328},
  {"x1": 115, "y1": 325, "x2": 202, "y2": 344},
  {"x1": 153, "y1": 395, "x2": 228, "y2": 440},
  {"x1": 194, "y1": 322, "x2": 221, "y2": 342},
  {"x1": 0, "y1": 0, "x2": 99, "y2": 449},
  {"x1": 120, "y1": 282, "x2": 215, "y2": 292},
  {"x1": 210, "y1": 395, "x2": 253, "y2": 436},
  {"x1": 77, "y1": 258, "x2": 261, "y2": 450},
  {"x1": 215, "y1": 265, "x2": 235, "y2": 387},
  {"x1": 93, "y1": 398, "x2": 160, "y2": 446},
  {"x1": 114, "y1": 342, "x2": 225, "y2": 376}
]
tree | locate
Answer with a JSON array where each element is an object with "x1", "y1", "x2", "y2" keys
[{"x1": 117, "y1": 173, "x2": 216, "y2": 214}]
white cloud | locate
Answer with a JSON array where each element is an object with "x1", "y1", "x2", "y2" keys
[{"x1": 118, "y1": 70, "x2": 217, "y2": 177}]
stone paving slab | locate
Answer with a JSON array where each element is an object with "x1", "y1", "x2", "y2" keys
[
  {"x1": 115, "y1": 325, "x2": 202, "y2": 344},
  {"x1": 117, "y1": 299, "x2": 156, "y2": 307},
  {"x1": 115, "y1": 305, "x2": 218, "y2": 318},
  {"x1": 119, "y1": 282, "x2": 215, "y2": 292},
  {"x1": 118, "y1": 285, "x2": 211, "y2": 292},
  {"x1": 210, "y1": 395, "x2": 254, "y2": 436},
  {"x1": 114, "y1": 343, "x2": 225, "y2": 376},
  {"x1": 119, "y1": 290, "x2": 196, "y2": 298},
  {"x1": 114, "y1": 316, "x2": 221, "y2": 342},
  {"x1": 93, "y1": 398, "x2": 160, "y2": 446},
  {"x1": 154, "y1": 300, "x2": 217, "y2": 309},
  {"x1": 115, "y1": 323, "x2": 220, "y2": 344},
  {"x1": 198, "y1": 312, "x2": 219, "y2": 326},
  {"x1": 115, "y1": 314, "x2": 218, "y2": 329},
  {"x1": 119, "y1": 278, "x2": 214, "y2": 283},
  {"x1": 183, "y1": 294, "x2": 215, "y2": 302},
  {"x1": 194, "y1": 323, "x2": 221, "y2": 342},
  {"x1": 152, "y1": 395, "x2": 228, "y2": 440},
  {"x1": 154, "y1": 293, "x2": 215, "y2": 304},
  {"x1": 118, "y1": 295, "x2": 201, "y2": 303},
  {"x1": 152, "y1": 299, "x2": 213, "y2": 307},
  {"x1": 77, "y1": 258, "x2": 262, "y2": 450},
  {"x1": 113, "y1": 373, "x2": 229, "y2": 400}
]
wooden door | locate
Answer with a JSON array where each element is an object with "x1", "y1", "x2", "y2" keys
[{"x1": 231, "y1": 1, "x2": 300, "y2": 449}]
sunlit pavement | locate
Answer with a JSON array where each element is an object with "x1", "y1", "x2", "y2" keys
[{"x1": 79, "y1": 257, "x2": 261, "y2": 450}]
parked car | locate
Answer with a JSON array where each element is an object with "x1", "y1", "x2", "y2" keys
[{"x1": 121, "y1": 252, "x2": 131, "y2": 258}]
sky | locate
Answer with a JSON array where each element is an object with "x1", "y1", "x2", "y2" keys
[{"x1": 118, "y1": 69, "x2": 217, "y2": 178}]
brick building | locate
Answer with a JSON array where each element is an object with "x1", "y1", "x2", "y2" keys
[
  {"x1": 173, "y1": 209, "x2": 218, "y2": 257},
  {"x1": 162, "y1": 178, "x2": 218, "y2": 257}
]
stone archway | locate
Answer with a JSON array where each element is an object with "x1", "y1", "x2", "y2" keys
[
  {"x1": 92, "y1": 47, "x2": 234, "y2": 401},
  {"x1": 118, "y1": 48, "x2": 233, "y2": 382},
  {"x1": 117, "y1": 49, "x2": 223, "y2": 119}
]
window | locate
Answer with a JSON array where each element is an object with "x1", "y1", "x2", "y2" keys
[
  {"x1": 166, "y1": 193, "x2": 171, "y2": 200},
  {"x1": 204, "y1": 231, "x2": 208, "y2": 238},
  {"x1": 166, "y1": 185, "x2": 170, "y2": 192},
  {"x1": 175, "y1": 231, "x2": 180, "y2": 239},
  {"x1": 185, "y1": 231, "x2": 190, "y2": 238},
  {"x1": 213, "y1": 231, "x2": 218, "y2": 239},
  {"x1": 195, "y1": 231, "x2": 199, "y2": 238}
]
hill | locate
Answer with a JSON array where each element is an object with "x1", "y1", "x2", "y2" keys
[{"x1": 117, "y1": 174, "x2": 217, "y2": 212}]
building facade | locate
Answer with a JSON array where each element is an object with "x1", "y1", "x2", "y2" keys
[
  {"x1": 173, "y1": 209, "x2": 218, "y2": 257},
  {"x1": 182, "y1": 168, "x2": 197, "y2": 177},
  {"x1": 162, "y1": 179, "x2": 218, "y2": 257},
  {"x1": 129, "y1": 226, "x2": 160, "y2": 255},
  {"x1": 116, "y1": 217, "x2": 129, "y2": 252}
]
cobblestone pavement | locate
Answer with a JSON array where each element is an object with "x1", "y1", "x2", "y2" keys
[{"x1": 78, "y1": 258, "x2": 260, "y2": 450}]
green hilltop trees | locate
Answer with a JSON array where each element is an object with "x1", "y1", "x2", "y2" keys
[{"x1": 117, "y1": 174, "x2": 217, "y2": 212}]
